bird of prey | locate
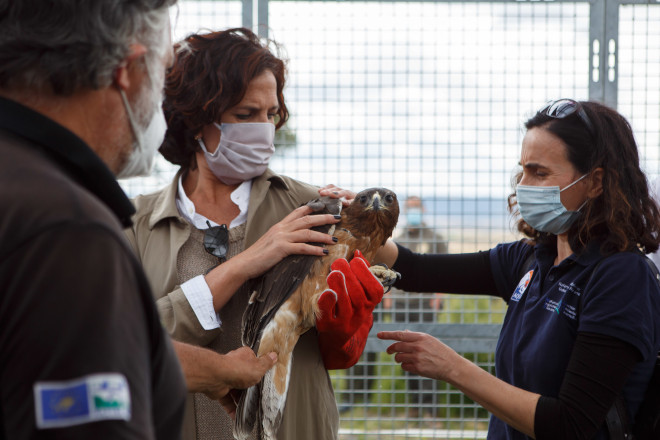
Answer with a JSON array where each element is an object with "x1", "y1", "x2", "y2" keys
[{"x1": 233, "y1": 187, "x2": 399, "y2": 440}]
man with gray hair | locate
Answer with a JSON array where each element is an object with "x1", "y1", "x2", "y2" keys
[{"x1": 0, "y1": 1, "x2": 275, "y2": 438}]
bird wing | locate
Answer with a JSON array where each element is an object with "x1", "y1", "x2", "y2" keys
[
  {"x1": 240, "y1": 196, "x2": 341, "y2": 351},
  {"x1": 235, "y1": 188, "x2": 399, "y2": 440},
  {"x1": 234, "y1": 196, "x2": 341, "y2": 439},
  {"x1": 241, "y1": 253, "x2": 314, "y2": 350}
]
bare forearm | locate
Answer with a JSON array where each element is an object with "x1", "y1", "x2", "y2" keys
[
  {"x1": 373, "y1": 239, "x2": 398, "y2": 267},
  {"x1": 205, "y1": 256, "x2": 250, "y2": 312},
  {"x1": 379, "y1": 330, "x2": 539, "y2": 437},
  {"x1": 173, "y1": 340, "x2": 276, "y2": 401},
  {"x1": 204, "y1": 208, "x2": 342, "y2": 312},
  {"x1": 172, "y1": 340, "x2": 230, "y2": 394},
  {"x1": 449, "y1": 357, "x2": 539, "y2": 438}
]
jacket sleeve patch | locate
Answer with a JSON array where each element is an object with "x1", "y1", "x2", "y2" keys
[{"x1": 34, "y1": 373, "x2": 131, "y2": 429}]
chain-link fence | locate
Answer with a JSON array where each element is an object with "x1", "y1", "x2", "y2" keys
[{"x1": 120, "y1": 0, "x2": 660, "y2": 437}]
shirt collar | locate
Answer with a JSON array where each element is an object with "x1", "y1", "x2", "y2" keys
[
  {"x1": 535, "y1": 238, "x2": 604, "y2": 268},
  {"x1": 259, "y1": 167, "x2": 289, "y2": 190},
  {"x1": 0, "y1": 96, "x2": 135, "y2": 227},
  {"x1": 147, "y1": 167, "x2": 289, "y2": 230},
  {"x1": 175, "y1": 174, "x2": 252, "y2": 229},
  {"x1": 571, "y1": 240, "x2": 605, "y2": 266}
]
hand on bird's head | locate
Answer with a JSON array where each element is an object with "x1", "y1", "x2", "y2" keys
[{"x1": 318, "y1": 184, "x2": 356, "y2": 207}]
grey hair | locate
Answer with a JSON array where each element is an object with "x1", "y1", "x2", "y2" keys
[{"x1": 0, "y1": 0, "x2": 177, "y2": 95}]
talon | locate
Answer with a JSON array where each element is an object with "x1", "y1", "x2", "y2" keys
[{"x1": 368, "y1": 264, "x2": 401, "y2": 293}]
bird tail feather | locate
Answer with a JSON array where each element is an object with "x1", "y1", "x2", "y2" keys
[
  {"x1": 233, "y1": 384, "x2": 260, "y2": 440},
  {"x1": 261, "y1": 354, "x2": 292, "y2": 440}
]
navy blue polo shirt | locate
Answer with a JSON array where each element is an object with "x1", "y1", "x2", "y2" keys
[{"x1": 488, "y1": 239, "x2": 660, "y2": 440}]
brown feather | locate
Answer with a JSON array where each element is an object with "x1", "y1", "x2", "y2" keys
[
  {"x1": 241, "y1": 196, "x2": 342, "y2": 351},
  {"x1": 234, "y1": 188, "x2": 399, "y2": 440}
]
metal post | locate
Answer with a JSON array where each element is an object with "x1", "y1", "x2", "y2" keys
[
  {"x1": 242, "y1": 0, "x2": 253, "y2": 30},
  {"x1": 243, "y1": 0, "x2": 268, "y2": 38},
  {"x1": 257, "y1": 0, "x2": 269, "y2": 39},
  {"x1": 603, "y1": 0, "x2": 619, "y2": 108},
  {"x1": 590, "y1": 0, "x2": 619, "y2": 108},
  {"x1": 589, "y1": 0, "x2": 606, "y2": 103}
]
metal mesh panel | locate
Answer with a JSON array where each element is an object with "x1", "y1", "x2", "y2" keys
[
  {"x1": 269, "y1": 1, "x2": 590, "y2": 254},
  {"x1": 618, "y1": 3, "x2": 660, "y2": 177},
  {"x1": 172, "y1": 0, "x2": 243, "y2": 41},
  {"x1": 115, "y1": 1, "x2": 660, "y2": 438},
  {"x1": 268, "y1": 5, "x2": 588, "y2": 435}
]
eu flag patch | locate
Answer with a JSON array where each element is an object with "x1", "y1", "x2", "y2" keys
[{"x1": 34, "y1": 373, "x2": 131, "y2": 429}]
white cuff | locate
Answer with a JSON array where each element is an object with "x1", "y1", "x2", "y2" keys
[{"x1": 180, "y1": 275, "x2": 222, "y2": 330}]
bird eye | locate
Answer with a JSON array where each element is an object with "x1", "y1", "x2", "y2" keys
[
  {"x1": 385, "y1": 194, "x2": 394, "y2": 203},
  {"x1": 359, "y1": 195, "x2": 368, "y2": 204}
]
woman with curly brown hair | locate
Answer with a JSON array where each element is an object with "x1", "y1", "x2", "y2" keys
[
  {"x1": 373, "y1": 100, "x2": 660, "y2": 439},
  {"x1": 125, "y1": 28, "x2": 383, "y2": 440}
]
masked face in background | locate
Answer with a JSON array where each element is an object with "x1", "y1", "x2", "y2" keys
[{"x1": 405, "y1": 207, "x2": 423, "y2": 227}]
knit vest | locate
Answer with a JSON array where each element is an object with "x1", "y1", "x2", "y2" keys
[
  {"x1": 176, "y1": 223, "x2": 339, "y2": 440},
  {"x1": 177, "y1": 223, "x2": 256, "y2": 440}
]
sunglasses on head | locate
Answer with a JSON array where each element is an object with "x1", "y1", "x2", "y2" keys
[
  {"x1": 539, "y1": 99, "x2": 595, "y2": 136},
  {"x1": 203, "y1": 221, "x2": 228, "y2": 261}
]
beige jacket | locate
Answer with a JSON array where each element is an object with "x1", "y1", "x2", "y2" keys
[{"x1": 125, "y1": 169, "x2": 339, "y2": 440}]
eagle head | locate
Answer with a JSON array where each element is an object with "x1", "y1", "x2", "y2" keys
[{"x1": 341, "y1": 187, "x2": 399, "y2": 247}]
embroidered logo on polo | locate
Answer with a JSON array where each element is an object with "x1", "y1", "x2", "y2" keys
[
  {"x1": 34, "y1": 373, "x2": 131, "y2": 429},
  {"x1": 511, "y1": 269, "x2": 534, "y2": 302},
  {"x1": 541, "y1": 280, "x2": 583, "y2": 320},
  {"x1": 544, "y1": 297, "x2": 577, "y2": 320},
  {"x1": 558, "y1": 281, "x2": 582, "y2": 297}
]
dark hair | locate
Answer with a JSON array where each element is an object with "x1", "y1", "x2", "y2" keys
[
  {"x1": 0, "y1": 0, "x2": 175, "y2": 94},
  {"x1": 508, "y1": 101, "x2": 660, "y2": 255},
  {"x1": 160, "y1": 28, "x2": 289, "y2": 169}
]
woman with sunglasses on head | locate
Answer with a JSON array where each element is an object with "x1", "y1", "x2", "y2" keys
[
  {"x1": 370, "y1": 100, "x2": 660, "y2": 439},
  {"x1": 125, "y1": 28, "x2": 382, "y2": 440}
]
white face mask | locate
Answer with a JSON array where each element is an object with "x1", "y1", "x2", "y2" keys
[
  {"x1": 197, "y1": 122, "x2": 275, "y2": 185},
  {"x1": 117, "y1": 62, "x2": 167, "y2": 179}
]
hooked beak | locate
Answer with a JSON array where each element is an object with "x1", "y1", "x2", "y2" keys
[{"x1": 371, "y1": 194, "x2": 381, "y2": 211}]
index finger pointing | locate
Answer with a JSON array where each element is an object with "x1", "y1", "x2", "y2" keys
[{"x1": 377, "y1": 330, "x2": 420, "y2": 342}]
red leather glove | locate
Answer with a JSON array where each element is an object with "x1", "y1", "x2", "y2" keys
[{"x1": 316, "y1": 250, "x2": 385, "y2": 370}]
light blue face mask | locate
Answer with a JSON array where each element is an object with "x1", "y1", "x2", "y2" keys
[
  {"x1": 516, "y1": 174, "x2": 588, "y2": 235},
  {"x1": 406, "y1": 208, "x2": 423, "y2": 227}
]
